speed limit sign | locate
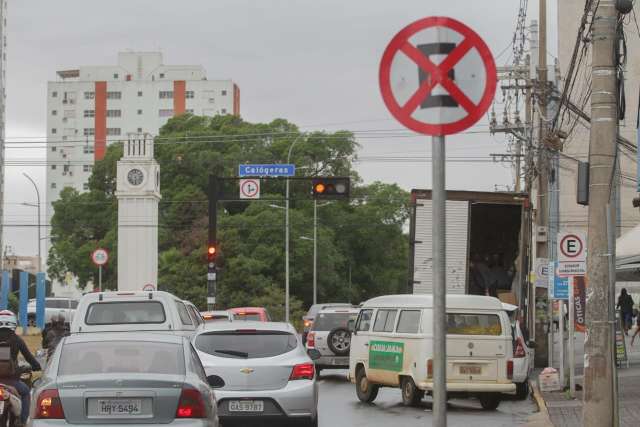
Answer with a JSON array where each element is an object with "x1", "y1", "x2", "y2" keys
[{"x1": 91, "y1": 248, "x2": 109, "y2": 266}]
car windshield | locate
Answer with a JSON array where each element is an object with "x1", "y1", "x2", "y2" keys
[
  {"x1": 58, "y1": 341, "x2": 185, "y2": 376},
  {"x1": 233, "y1": 313, "x2": 261, "y2": 321},
  {"x1": 195, "y1": 330, "x2": 297, "y2": 359},
  {"x1": 312, "y1": 312, "x2": 356, "y2": 331},
  {"x1": 85, "y1": 301, "x2": 166, "y2": 324}
]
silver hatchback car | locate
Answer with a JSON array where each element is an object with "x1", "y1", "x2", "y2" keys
[
  {"x1": 193, "y1": 321, "x2": 319, "y2": 426},
  {"x1": 29, "y1": 332, "x2": 218, "y2": 427}
]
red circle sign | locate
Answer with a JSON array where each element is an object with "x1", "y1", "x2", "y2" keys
[
  {"x1": 91, "y1": 248, "x2": 109, "y2": 266},
  {"x1": 240, "y1": 179, "x2": 259, "y2": 198},
  {"x1": 379, "y1": 17, "x2": 497, "y2": 136},
  {"x1": 560, "y1": 234, "x2": 584, "y2": 259}
]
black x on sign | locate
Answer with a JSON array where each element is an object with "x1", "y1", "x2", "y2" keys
[{"x1": 379, "y1": 17, "x2": 497, "y2": 136}]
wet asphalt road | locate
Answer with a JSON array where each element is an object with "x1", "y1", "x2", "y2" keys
[{"x1": 223, "y1": 369, "x2": 538, "y2": 427}]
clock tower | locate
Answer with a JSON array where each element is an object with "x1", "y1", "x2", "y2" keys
[{"x1": 115, "y1": 135, "x2": 161, "y2": 291}]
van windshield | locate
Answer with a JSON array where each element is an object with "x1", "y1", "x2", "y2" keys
[
  {"x1": 447, "y1": 313, "x2": 502, "y2": 336},
  {"x1": 85, "y1": 301, "x2": 166, "y2": 325}
]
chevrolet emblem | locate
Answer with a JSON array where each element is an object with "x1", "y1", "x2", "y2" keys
[{"x1": 240, "y1": 368, "x2": 254, "y2": 374}]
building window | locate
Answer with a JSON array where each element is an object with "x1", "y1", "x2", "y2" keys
[
  {"x1": 83, "y1": 183, "x2": 89, "y2": 190},
  {"x1": 52, "y1": 91, "x2": 58, "y2": 98},
  {"x1": 137, "y1": 127, "x2": 143, "y2": 133},
  {"x1": 62, "y1": 136, "x2": 67, "y2": 141},
  {"x1": 159, "y1": 73, "x2": 165, "y2": 78},
  {"x1": 137, "y1": 91, "x2": 143, "y2": 97},
  {"x1": 63, "y1": 92, "x2": 76, "y2": 105},
  {"x1": 113, "y1": 73, "x2": 119, "y2": 79},
  {"x1": 106, "y1": 91, "x2": 121, "y2": 100},
  {"x1": 221, "y1": 109, "x2": 227, "y2": 114},
  {"x1": 106, "y1": 109, "x2": 121, "y2": 118},
  {"x1": 51, "y1": 146, "x2": 57, "y2": 152},
  {"x1": 107, "y1": 128, "x2": 121, "y2": 136},
  {"x1": 159, "y1": 109, "x2": 174, "y2": 117},
  {"x1": 51, "y1": 128, "x2": 57, "y2": 134},
  {"x1": 83, "y1": 165, "x2": 93, "y2": 172},
  {"x1": 159, "y1": 91, "x2": 173, "y2": 99},
  {"x1": 51, "y1": 183, "x2": 57, "y2": 189},
  {"x1": 51, "y1": 165, "x2": 56, "y2": 170},
  {"x1": 84, "y1": 128, "x2": 95, "y2": 136},
  {"x1": 63, "y1": 164, "x2": 70, "y2": 173},
  {"x1": 83, "y1": 110, "x2": 95, "y2": 118},
  {"x1": 185, "y1": 91, "x2": 194, "y2": 99},
  {"x1": 84, "y1": 91, "x2": 95, "y2": 100},
  {"x1": 221, "y1": 90, "x2": 227, "y2": 96},
  {"x1": 51, "y1": 110, "x2": 57, "y2": 116},
  {"x1": 83, "y1": 145, "x2": 95, "y2": 154},
  {"x1": 137, "y1": 109, "x2": 142, "y2": 115},
  {"x1": 64, "y1": 110, "x2": 76, "y2": 119}
]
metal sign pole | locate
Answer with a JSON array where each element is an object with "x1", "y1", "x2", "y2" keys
[
  {"x1": 99, "y1": 265, "x2": 102, "y2": 292},
  {"x1": 432, "y1": 135, "x2": 447, "y2": 426},
  {"x1": 559, "y1": 299, "x2": 565, "y2": 386},
  {"x1": 569, "y1": 276, "x2": 575, "y2": 398}
]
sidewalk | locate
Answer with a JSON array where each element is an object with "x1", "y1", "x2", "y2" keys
[{"x1": 536, "y1": 329, "x2": 640, "y2": 426}]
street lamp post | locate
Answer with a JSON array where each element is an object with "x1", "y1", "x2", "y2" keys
[
  {"x1": 284, "y1": 134, "x2": 305, "y2": 323},
  {"x1": 22, "y1": 173, "x2": 41, "y2": 272}
]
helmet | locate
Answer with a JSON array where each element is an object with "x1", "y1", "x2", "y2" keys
[{"x1": 0, "y1": 310, "x2": 17, "y2": 331}]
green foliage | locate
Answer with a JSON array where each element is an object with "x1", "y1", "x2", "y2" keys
[{"x1": 48, "y1": 114, "x2": 409, "y2": 318}]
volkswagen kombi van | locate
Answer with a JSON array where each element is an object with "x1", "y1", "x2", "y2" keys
[{"x1": 349, "y1": 294, "x2": 516, "y2": 410}]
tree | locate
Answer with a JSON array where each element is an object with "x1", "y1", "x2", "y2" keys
[{"x1": 48, "y1": 114, "x2": 408, "y2": 314}]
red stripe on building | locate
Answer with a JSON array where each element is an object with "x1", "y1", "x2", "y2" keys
[
  {"x1": 233, "y1": 84, "x2": 241, "y2": 116},
  {"x1": 174, "y1": 80, "x2": 186, "y2": 116},
  {"x1": 94, "y1": 81, "x2": 107, "y2": 161}
]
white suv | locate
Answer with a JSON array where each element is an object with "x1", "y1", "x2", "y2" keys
[{"x1": 305, "y1": 307, "x2": 360, "y2": 376}]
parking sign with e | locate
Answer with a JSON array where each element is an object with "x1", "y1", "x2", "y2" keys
[{"x1": 558, "y1": 232, "x2": 586, "y2": 262}]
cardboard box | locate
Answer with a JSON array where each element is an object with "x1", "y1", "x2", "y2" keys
[
  {"x1": 498, "y1": 292, "x2": 517, "y2": 306},
  {"x1": 539, "y1": 370, "x2": 562, "y2": 392}
]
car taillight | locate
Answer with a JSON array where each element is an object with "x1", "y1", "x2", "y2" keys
[
  {"x1": 290, "y1": 363, "x2": 315, "y2": 380},
  {"x1": 35, "y1": 389, "x2": 65, "y2": 419},
  {"x1": 303, "y1": 319, "x2": 313, "y2": 328},
  {"x1": 176, "y1": 388, "x2": 206, "y2": 418},
  {"x1": 427, "y1": 359, "x2": 433, "y2": 379},
  {"x1": 306, "y1": 332, "x2": 316, "y2": 348},
  {"x1": 514, "y1": 337, "x2": 526, "y2": 358},
  {"x1": 507, "y1": 360, "x2": 514, "y2": 380}
]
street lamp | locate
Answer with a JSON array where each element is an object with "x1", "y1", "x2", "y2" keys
[{"x1": 22, "y1": 173, "x2": 41, "y2": 272}]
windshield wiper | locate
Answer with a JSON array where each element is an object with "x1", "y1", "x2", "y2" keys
[{"x1": 214, "y1": 349, "x2": 249, "y2": 358}]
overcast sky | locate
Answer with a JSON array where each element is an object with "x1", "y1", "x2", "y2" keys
[{"x1": 3, "y1": 0, "x2": 558, "y2": 258}]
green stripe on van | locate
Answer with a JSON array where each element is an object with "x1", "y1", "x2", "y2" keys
[{"x1": 369, "y1": 341, "x2": 404, "y2": 372}]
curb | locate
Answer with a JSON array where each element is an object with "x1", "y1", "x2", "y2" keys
[{"x1": 528, "y1": 379, "x2": 554, "y2": 427}]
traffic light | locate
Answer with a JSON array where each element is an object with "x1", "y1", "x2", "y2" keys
[
  {"x1": 207, "y1": 243, "x2": 217, "y2": 263},
  {"x1": 311, "y1": 177, "x2": 350, "y2": 199}
]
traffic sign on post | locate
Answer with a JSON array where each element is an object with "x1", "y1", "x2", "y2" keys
[
  {"x1": 379, "y1": 17, "x2": 497, "y2": 136},
  {"x1": 91, "y1": 248, "x2": 109, "y2": 266},
  {"x1": 558, "y1": 232, "x2": 586, "y2": 277},
  {"x1": 239, "y1": 179, "x2": 260, "y2": 199},
  {"x1": 379, "y1": 17, "x2": 496, "y2": 425}
]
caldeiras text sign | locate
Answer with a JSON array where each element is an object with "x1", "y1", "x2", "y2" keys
[{"x1": 379, "y1": 17, "x2": 497, "y2": 136}]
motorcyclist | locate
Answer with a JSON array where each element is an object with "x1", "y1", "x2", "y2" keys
[
  {"x1": 45, "y1": 314, "x2": 68, "y2": 358},
  {"x1": 0, "y1": 310, "x2": 41, "y2": 426}
]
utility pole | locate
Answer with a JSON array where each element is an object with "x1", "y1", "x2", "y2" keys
[
  {"x1": 583, "y1": 0, "x2": 617, "y2": 424},
  {"x1": 207, "y1": 175, "x2": 218, "y2": 311},
  {"x1": 534, "y1": 0, "x2": 551, "y2": 368}
]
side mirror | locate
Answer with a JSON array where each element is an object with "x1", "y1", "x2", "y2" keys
[
  {"x1": 207, "y1": 375, "x2": 225, "y2": 389},
  {"x1": 527, "y1": 340, "x2": 536, "y2": 349},
  {"x1": 307, "y1": 349, "x2": 322, "y2": 361}
]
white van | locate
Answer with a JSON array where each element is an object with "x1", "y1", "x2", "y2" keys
[
  {"x1": 70, "y1": 291, "x2": 199, "y2": 337},
  {"x1": 349, "y1": 294, "x2": 516, "y2": 410}
]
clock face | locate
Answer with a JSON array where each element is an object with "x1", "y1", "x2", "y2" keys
[{"x1": 127, "y1": 168, "x2": 144, "y2": 186}]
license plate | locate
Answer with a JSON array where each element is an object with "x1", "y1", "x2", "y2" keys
[
  {"x1": 228, "y1": 400, "x2": 264, "y2": 412},
  {"x1": 460, "y1": 365, "x2": 482, "y2": 375},
  {"x1": 97, "y1": 399, "x2": 142, "y2": 416}
]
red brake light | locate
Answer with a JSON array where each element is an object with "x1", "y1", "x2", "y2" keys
[
  {"x1": 427, "y1": 359, "x2": 433, "y2": 379},
  {"x1": 507, "y1": 360, "x2": 514, "y2": 380},
  {"x1": 514, "y1": 337, "x2": 526, "y2": 358},
  {"x1": 290, "y1": 363, "x2": 315, "y2": 380},
  {"x1": 35, "y1": 389, "x2": 65, "y2": 419},
  {"x1": 117, "y1": 292, "x2": 135, "y2": 296},
  {"x1": 303, "y1": 320, "x2": 312, "y2": 328},
  {"x1": 176, "y1": 388, "x2": 206, "y2": 419},
  {"x1": 306, "y1": 332, "x2": 316, "y2": 348}
]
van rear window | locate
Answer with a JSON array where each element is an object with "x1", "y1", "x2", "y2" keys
[
  {"x1": 447, "y1": 314, "x2": 502, "y2": 336},
  {"x1": 85, "y1": 301, "x2": 166, "y2": 325}
]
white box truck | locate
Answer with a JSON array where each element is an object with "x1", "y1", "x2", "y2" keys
[{"x1": 409, "y1": 190, "x2": 526, "y2": 297}]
